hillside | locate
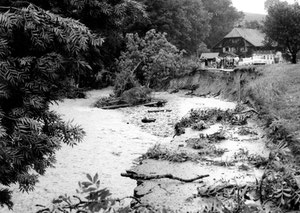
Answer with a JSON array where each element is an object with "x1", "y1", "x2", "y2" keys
[{"x1": 237, "y1": 12, "x2": 266, "y2": 26}]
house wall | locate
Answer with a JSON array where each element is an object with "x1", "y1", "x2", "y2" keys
[{"x1": 212, "y1": 37, "x2": 256, "y2": 57}]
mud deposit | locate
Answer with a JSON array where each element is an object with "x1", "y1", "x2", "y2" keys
[{"x1": 3, "y1": 89, "x2": 268, "y2": 213}]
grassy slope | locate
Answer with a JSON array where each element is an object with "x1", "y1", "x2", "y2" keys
[{"x1": 243, "y1": 64, "x2": 300, "y2": 157}]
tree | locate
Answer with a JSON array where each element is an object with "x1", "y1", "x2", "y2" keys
[
  {"x1": 244, "y1": 20, "x2": 264, "y2": 30},
  {"x1": 264, "y1": 0, "x2": 280, "y2": 11},
  {"x1": 0, "y1": 4, "x2": 102, "y2": 208},
  {"x1": 134, "y1": 0, "x2": 212, "y2": 54},
  {"x1": 114, "y1": 29, "x2": 185, "y2": 96},
  {"x1": 264, "y1": 1, "x2": 300, "y2": 63},
  {"x1": 3, "y1": 0, "x2": 148, "y2": 87},
  {"x1": 197, "y1": 42, "x2": 210, "y2": 57},
  {"x1": 202, "y1": 0, "x2": 244, "y2": 49}
]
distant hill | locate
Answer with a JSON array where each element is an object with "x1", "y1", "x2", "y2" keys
[{"x1": 241, "y1": 12, "x2": 266, "y2": 24}]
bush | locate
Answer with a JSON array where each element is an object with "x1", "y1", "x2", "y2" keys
[
  {"x1": 113, "y1": 68, "x2": 140, "y2": 97},
  {"x1": 114, "y1": 29, "x2": 185, "y2": 95},
  {"x1": 121, "y1": 86, "x2": 152, "y2": 105}
]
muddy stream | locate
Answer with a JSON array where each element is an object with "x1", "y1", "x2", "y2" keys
[{"x1": 3, "y1": 88, "x2": 267, "y2": 212}]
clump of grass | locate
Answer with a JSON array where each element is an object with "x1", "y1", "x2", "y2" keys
[
  {"x1": 185, "y1": 138, "x2": 227, "y2": 157},
  {"x1": 141, "y1": 144, "x2": 190, "y2": 162},
  {"x1": 141, "y1": 142, "x2": 226, "y2": 163},
  {"x1": 191, "y1": 120, "x2": 209, "y2": 131},
  {"x1": 174, "y1": 106, "x2": 252, "y2": 135},
  {"x1": 206, "y1": 130, "x2": 227, "y2": 142},
  {"x1": 233, "y1": 148, "x2": 268, "y2": 168},
  {"x1": 175, "y1": 108, "x2": 235, "y2": 131},
  {"x1": 237, "y1": 127, "x2": 258, "y2": 136}
]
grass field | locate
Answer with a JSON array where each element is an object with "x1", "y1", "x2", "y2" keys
[{"x1": 243, "y1": 64, "x2": 300, "y2": 158}]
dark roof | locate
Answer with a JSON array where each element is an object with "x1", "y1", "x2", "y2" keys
[
  {"x1": 224, "y1": 28, "x2": 265, "y2": 47},
  {"x1": 200, "y1": 52, "x2": 219, "y2": 59}
]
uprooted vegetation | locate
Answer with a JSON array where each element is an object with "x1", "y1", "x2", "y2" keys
[
  {"x1": 141, "y1": 141, "x2": 227, "y2": 163},
  {"x1": 130, "y1": 102, "x2": 300, "y2": 212},
  {"x1": 94, "y1": 29, "x2": 198, "y2": 109},
  {"x1": 141, "y1": 106, "x2": 261, "y2": 165},
  {"x1": 173, "y1": 105, "x2": 254, "y2": 138},
  {"x1": 176, "y1": 106, "x2": 252, "y2": 128},
  {"x1": 191, "y1": 142, "x2": 300, "y2": 213},
  {"x1": 94, "y1": 86, "x2": 153, "y2": 108}
]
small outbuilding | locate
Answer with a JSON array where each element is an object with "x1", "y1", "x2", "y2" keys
[{"x1": 200, "y1": 52, "x2": 220, "y2": 68}]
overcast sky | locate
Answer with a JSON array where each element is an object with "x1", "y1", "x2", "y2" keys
[{"x1": 231, "y1": 0, "x2": 296, "y2": 14}]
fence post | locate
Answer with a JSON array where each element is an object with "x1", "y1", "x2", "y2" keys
[{"x1": 237, "y1": 70, "x2": 241, "y2": 103}]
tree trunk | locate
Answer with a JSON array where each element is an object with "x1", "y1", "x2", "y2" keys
[{"x1": 292, "y1": 53, "x2": 297, "y2": 64}]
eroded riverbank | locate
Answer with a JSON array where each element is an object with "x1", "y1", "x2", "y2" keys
[{"x1": 120, "y1": 91, "x2": 270, "y2": 212}]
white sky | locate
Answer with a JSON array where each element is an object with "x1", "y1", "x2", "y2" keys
[{"x1": 231, "y1": 0, "x2": 296, "y2": 14}]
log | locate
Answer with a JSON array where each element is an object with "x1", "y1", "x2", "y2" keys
[
  {"x1": 141, "y1": 118, "x2": 156, "y2": 123},
  {"x1": 121, "y1": 172, "x2": 209, "y2": 183},
  {"x1": 106, "y1": 99, "x2": 123, "y2": 105},
  {"x1": 233, "y1": 108, "x2": 258, "y2": 115},
  {"x1": 144, "y1": 100, "x2": 166, "y2": 107},
  {"x1": 169, "y1": 89, "x2": 179, "y2": 94},
  {"x1": 148, "y1": 109, "x2": 172, "y2": 113},
  {"x1": 101, "y1": 104, "x2": 130, "y2": 109}
]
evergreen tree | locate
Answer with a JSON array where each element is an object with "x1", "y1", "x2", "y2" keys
[{"x1": 0, "y1": 4, "x2": 102, "y2": 208}]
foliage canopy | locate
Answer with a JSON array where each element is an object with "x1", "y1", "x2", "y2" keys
[
  {"x1": 134, "y1": 0, "x2": 211, "y2": 54},
  {"x1": 3, "y1": 0, "x2": 148, "y2": 87},
  {"x1": 114, "y1": 29, "x2": 185, "y2": 96},
  {"x1": 264, "y1": 1, "x2": 300, "y2": 63},
  {"x1": 0, "y1": 4, "x2": 102, "y2": 208},
  {"x1": 202, "y1": 0, "x2": 244, "y2": 49}
]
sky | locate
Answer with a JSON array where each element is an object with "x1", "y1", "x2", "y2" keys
[{"x1": 231, "y1": 0, "x2": 295, "y2": 14}]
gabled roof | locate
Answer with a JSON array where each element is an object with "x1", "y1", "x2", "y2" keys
[
  {"x1": 200, "y1": 52, "x2": 219, "y2": 59},
  {"x1": 224, "y1": 28, "x2": 265, "y2": 47}
]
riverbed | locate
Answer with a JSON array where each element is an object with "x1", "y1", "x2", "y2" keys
[{"x1": 4, "y1": 88, "x2": 237, "y2": 213}]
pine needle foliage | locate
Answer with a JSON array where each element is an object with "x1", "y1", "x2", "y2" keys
[{"x1": 0, "y1": 4, "x2": 102, "y2": 209}]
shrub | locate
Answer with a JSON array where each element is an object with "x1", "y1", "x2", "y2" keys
[
  {"x1": 113, "y1": 68, "x2": 140, "y2": 97},
  {"x1": 114, "y1": 29, "x2": 185, "y2": 95},
  {"x1": 121, "y1": 86, "x2": 152, "y2": 105}
]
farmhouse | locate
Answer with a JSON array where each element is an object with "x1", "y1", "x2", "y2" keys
[{"x1": 212, "y1": 28, "x2": 270, "y2": 58}]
